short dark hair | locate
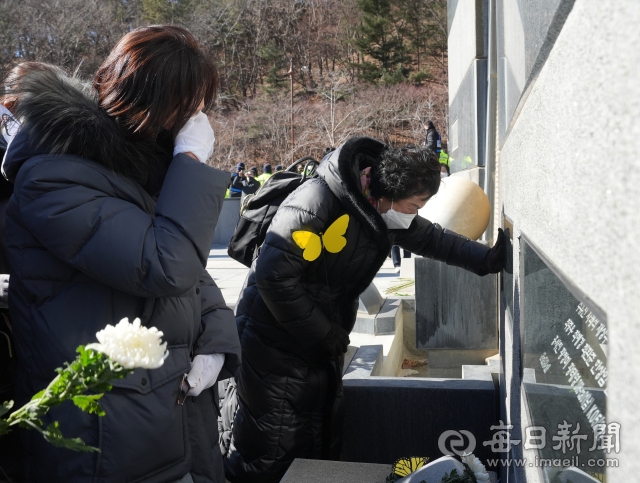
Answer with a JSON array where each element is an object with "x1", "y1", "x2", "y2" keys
[
  {"x1": 440, "y1": 163, "x2": 450, "y2": 175},
  {"x1": 94, "y1": 25, "x2": 218, "y2": 140},
  {"x1": 370, "y1": 146, "x2": 441, "y2": 201}
]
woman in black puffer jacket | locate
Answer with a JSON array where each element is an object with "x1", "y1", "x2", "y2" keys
[
  {"x1": 3, "y1": 27, "x2": 241, "y2": 483},
  {"x1": 224, "y1": 137, "x2": 505, "y2": 483}
]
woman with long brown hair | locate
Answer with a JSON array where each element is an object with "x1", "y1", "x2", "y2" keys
[{"x1": 2, "y1": 26, "x2": 240, "y2": 483}]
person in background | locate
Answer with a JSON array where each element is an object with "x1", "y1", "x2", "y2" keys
[
  {"x1": 391, "y1": 244, "x2": 411, "y2": 273},
  {"x1": 255, "y1": 163, "x2": 272, "y2": 183},
  {"x1": 424, "y1": 120, "x2": 440, "y2": 152},
  {"x1": 241, "y1": 165, "x2": 260, "y2": 196},
  {"x1": 0, "y1": 97, "x2": 20, "y2": 482},
  {"x1": 224, "y1": 138, "x2": 505, "y2": 483},
  {"x1": 2, "y1": 25, "x2": 241, "y2": 483},
  {"x1": 440, "y1": 163, "x2": 450, "y2": 178},
  {"x1": 439, "y1": 142, "x2": 449, "y2": 167},
  {"x1": 227, "y1": 162, "x2": 245, "y2": 198},
  {"x1": 274, "y1": 164, "x2": 283, "y2": 173}
]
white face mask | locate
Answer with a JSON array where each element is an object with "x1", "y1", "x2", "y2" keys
[
  {"x1": 379, "y1": 200, "x2": 417, "y2": 230},
  {"x1": 440, "y1": 171, "x2": 448, "y2": 178}
]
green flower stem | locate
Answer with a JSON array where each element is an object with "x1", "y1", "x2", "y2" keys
[{"x1": 1, "y1": 346, "x2": 134, "y2": 452}]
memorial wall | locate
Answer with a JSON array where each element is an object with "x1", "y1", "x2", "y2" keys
[{"x1": 448, "y1": 1, "x2": 640, "y2": 482}]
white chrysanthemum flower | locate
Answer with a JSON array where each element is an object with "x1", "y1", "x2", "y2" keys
[
  {"x1": 86, "y1": 318, "x2": 168, "y2": 369},
  {"x1": 462, "y1": 453, "x2": 490, "y2": 483}
]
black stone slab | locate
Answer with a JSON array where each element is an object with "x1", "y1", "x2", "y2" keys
[
  {"x1": 341, "y1": 378, "x2": 497, "y2": 466},
  {"x1": 524, "y1": 382, "x2": 607, "y2": 482},
  {"x1": 521, "y1": 240, "x2": 609, "y2": 482},
  {"x1": 415, "y1": 257, "x2": 497, "y2": 350}
]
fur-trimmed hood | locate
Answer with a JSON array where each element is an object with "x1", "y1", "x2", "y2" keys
[
  {"x1": 2, "y1": 67, "x2": 172, "y2": 189},
  {"x1": 316, "y1": 136, "x2": 390, "y2": 250}
]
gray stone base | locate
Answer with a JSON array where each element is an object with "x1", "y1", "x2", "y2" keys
[
  {"x1": 425, "y1": 349, "x2": 499, "y2": 378},
  {"x1": 352, "y1": 298, "x2": 402, "y2": 335},
  {"x1": 280, "y1": 459, "x2": 391, "y2": 483},
  {"x1": 343, "y1": 345, "x2": 383, "y2": 379}
]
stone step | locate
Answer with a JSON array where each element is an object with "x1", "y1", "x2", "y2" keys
[{"x1": 280, "y1": 459, "x2": 391, "y2": 483}]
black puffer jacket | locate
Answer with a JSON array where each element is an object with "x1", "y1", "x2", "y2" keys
[
  {"x1": 425, "y1": 126, "x2": 440, "y2": 152},
  {"x1": 4, "y1": 68, "x2": 241, "y2": 483},
  {"x1": 224, "y1": 137, "x2": 490, "y2": 483}
]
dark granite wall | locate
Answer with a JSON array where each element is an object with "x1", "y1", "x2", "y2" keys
[
  {"x1": 341, "y1": 378, "x2": 497, "y2": 467},
  {"x1": 415, "y1": 257, "x2": 497, "y2": 350}
]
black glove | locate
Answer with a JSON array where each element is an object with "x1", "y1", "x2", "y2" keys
[
  {"x1": 317, "y1": 324, "x2": 350, "y2": 357},
  {"x1": 479, "y1": 228, "x2": 506, "y2": 274}
]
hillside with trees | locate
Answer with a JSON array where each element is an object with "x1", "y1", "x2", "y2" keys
[{"x1": 0, "y1": 0, "x2": 448, "y2": 170}]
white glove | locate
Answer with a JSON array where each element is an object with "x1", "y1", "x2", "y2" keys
[
  {"x1": 186, "y1": 353, "x2": 225, "y2": 397},
  {"x1": 173, "y1": 111, "x2": 215, "y2": 163},
  {"x1": 0, "y1": 274, "x2": 8, "y2": 309}
]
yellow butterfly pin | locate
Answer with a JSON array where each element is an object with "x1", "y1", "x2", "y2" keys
[
  {"x1": 392, "y1": 456, "x2": 429, "y2": 477},
  {"x1": 292, "y1": 214, "x2": 349, "y2": 262}
]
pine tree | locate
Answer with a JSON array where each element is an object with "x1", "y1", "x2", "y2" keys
[
  {"x1": 353, "y1": 0, "x2": 410, "y2": 83},
  {"x1": 257, "y1": 41, "x2": 288, "y2": 94},
  {"x1": 141, "y1": 0, "x2": 193, "y2": 24}
]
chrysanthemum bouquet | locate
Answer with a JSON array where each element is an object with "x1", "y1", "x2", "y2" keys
[{"x1": 0, "y1": 318, "x2": 168, "y2": 452}]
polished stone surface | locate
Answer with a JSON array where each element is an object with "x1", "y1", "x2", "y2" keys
[
  {"x1": 448, "y1": 59, "x2": 487, "y2": 173},
  {"x1": 341, "y1": 378, "x2": 496, "y2": 465},
  {"x1": 502, "y1": 221, "x2": 514, "y2": 327},
  {"x1": 415, "y1": 257, "x2": 497, "y2": 350},
  {"x1": 524, "y1": 382, "x2": 607, "y2": 474}
]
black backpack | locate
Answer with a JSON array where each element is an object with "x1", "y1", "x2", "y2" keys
[{"x1": 227, "y1": 157, "x2": 319, "y2": 267}]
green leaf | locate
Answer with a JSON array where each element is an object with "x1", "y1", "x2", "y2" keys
[
  {"x1": 42, "y1": 421, "x2": 100, "y2": 453},
  {"x1": 439, "y1": 465, "x2": 478, "y2": 483},
  {"x1": 30, "y1": 389, "x2": 46, "y2": 401},
  {"x1": 0, "y1": 417, "x2": 10, "y2": 436},
  {"x1": 72, "y1": 395, "x2": 105, "y2": 416},
  {"x1": 0, "y1": 399, "x2": 13, "y2": 418}
]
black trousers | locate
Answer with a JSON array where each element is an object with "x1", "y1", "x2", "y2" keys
[{"x1": 391, "y1": 245, "x2": 411, "y2": 267}]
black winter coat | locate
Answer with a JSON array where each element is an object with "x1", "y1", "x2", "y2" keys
[
  {"x1": 224, "y1": 137, "x2": 491, "y2": 483},
  {"x1": 4, "y1": 69, "x2": 241, "y2": 483},
  {"x1": 229, "y1": 173, "x2": 243, "y2": 198},
  {"x1": 241, "y1": 176, "x2": 260, "y2": 196},
  {"x1": 425, "y1": 127, "x2": 440, "y2": 152}
]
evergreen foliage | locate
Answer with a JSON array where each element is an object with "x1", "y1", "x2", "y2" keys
[
  {"x1": 353, "y1": 0, "x2": 409, "y2": 83},
  {"x1": 141, "y1": 0, "x2": 193, "y2": 23},
  {"x1": 258, "y1": 41, "x2": 288, "y2": 93}
]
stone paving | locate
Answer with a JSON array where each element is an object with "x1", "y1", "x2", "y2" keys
[{"x1": 206, "y1": 244, "x2": 412, "y2": 355}]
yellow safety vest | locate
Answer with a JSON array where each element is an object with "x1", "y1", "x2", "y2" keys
[
  {"x1": 439, "y1": 151, "x2": 449, "y2": 167},
  {"x1": 255, "y1": 173, "x2": 272, "y2": 184}
]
